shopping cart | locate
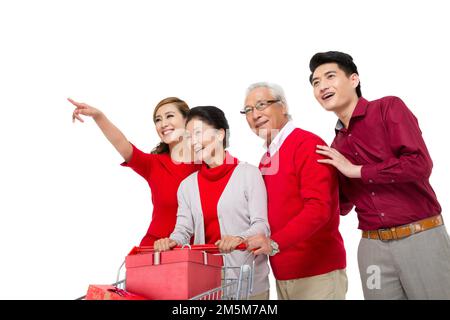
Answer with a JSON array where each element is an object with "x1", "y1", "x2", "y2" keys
[
  {"x1": 184, "y1": 244, "x2": 255, "y2": 300},
  {"x1": 78, "y1": 244, "x2": 255, "y2": 300}
]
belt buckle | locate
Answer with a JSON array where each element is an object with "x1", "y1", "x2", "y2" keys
[
  {"x1": 409, "y1": 223, "x2": 416, "y2": 236},
  {"x1": 377, "y1": 228, "x2": 392, "y2": 242}
]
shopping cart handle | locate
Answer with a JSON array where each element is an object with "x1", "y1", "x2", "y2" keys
[
  {"x1": 235, "y1": 243, "x2": 249, "y2": 251},
  {"x1": 175, "y1": 244, "x2": 249, "y2": 253},
  {"x1": 188, "y1": 243, "x2": 248, "y2": 252},
  {"x1": 129, "y1": 243, "x2": 249, "y2": 255}
]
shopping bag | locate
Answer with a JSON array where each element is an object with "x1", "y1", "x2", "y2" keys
[{"x1": 85, "y1": 284, "x2": 146, "y2": 300}]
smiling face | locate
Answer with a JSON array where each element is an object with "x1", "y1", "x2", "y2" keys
[
  {"x1": 154, "y1": 103, "x2": 187, "y2": 145},
  {"x1": 185, "y1": 117, "x2": 225, "y2": 165},
  {"x1": 311, "y1": 62, "x2": 360, "y2": 113},
  {"x1": 244, "y1": 87, "x2": 288, "y2": 144}
]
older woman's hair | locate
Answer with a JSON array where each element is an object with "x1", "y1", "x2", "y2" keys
[{"x1": 186, "y1": 106, "x2": 230, "y2": 149}]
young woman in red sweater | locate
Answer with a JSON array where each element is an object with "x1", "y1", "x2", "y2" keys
[{"x1": 68, "y1": 97, "x2": 199, "y2": 245}]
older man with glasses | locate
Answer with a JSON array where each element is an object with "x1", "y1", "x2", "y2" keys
[{"x1": 243, "y1": 82, "x2": 347, "y2": 300}]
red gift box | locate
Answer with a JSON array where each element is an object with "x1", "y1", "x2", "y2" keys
[
  {"x1": 85, "y1": 285, "x2": 146, "y2": 300},
  {"x1": 125, "y1": 246, "x2": 223, "y2": 300}
]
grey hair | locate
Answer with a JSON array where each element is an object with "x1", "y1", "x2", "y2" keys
[{"x1": 245, "y1": 82, "x2": 292, "y2": 120}]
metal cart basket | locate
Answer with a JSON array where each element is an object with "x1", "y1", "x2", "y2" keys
[{"x1": 79, "y1": 244, "x2": 255, "y2": 300}]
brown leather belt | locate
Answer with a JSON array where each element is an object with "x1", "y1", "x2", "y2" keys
[{"x1": 362, "y1": 214, "x2": 443, "y2": 241}]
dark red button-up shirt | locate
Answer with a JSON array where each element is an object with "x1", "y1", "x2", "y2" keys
[{"x1": 332, "y1": 96, "x2": 441, "y2": 230}]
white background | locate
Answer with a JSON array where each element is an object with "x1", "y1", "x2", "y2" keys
[{"x1": 0, "y1": 0, "x2": 449, "y2": 299}]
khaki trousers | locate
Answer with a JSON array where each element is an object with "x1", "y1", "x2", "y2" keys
[
  {"x1": 249, "y1": 290, "x2": 270, "y2": 300},
  {"x1": 276, "y1": 269, "x2": 347, "y2": 300}
]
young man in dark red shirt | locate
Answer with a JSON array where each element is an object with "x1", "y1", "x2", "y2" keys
[{"x1": 310, "y1": 51, "x2": 450, "y2": 299}]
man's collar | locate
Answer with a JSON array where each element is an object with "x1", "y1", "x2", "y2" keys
[
  {"x1": 352, "y1": 97, "x2": 369, "y2": 118},
  {"x1": 335, "y1": 97, "x2": 369, "y2": 131},
  {"x1": 335, "y1": 119, "x2": 345, "y2": 131},
  {"x1": 267, "y1": 120, "x2": 295, "y2": 156}
]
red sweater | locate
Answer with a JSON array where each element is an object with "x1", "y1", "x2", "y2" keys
[
  {"x1": 197, "y1": 152, "x2": 239, "y2": 243},
  {"x1": 260, "y1": 128, "x2": 346, "y2": 280},
  {"x1": 121, "y1": 144, "x2": 200, "y2": 246}
]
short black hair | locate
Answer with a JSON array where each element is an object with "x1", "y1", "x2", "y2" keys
[
  {"x1": 186, "y1": 106, "x2": 230, "y2": 148},
  {"x1": 309, "y1": 51, "x2": 362, "y2": 98}
]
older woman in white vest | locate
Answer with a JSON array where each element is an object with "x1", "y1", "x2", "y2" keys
[{"x1": 154, "y1": 106, "x2": 270, "y2": 300}]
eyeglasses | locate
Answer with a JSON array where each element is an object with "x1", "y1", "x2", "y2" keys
[{"x1": 240, "y1": 100, "x2": 280, "y2": 115}]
